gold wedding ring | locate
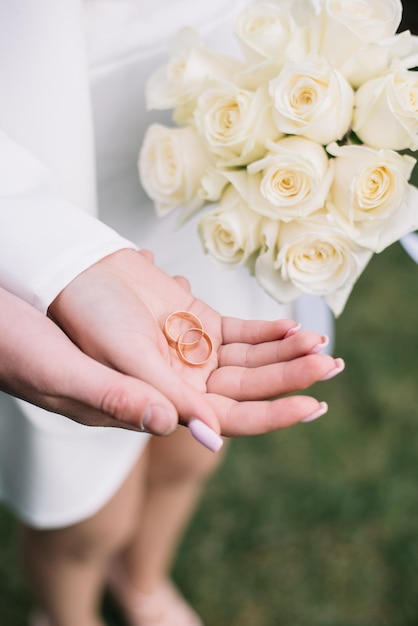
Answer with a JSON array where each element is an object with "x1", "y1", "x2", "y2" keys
[
  {"x1": 163, "y1": 311, "x2": 203, "y2": 348},
  {"x1": 163, "y1": 311, "x2": 213, "y2": 366},
  {"x1": 176, "y1": 328, "x2": 213, "y2": 366}
]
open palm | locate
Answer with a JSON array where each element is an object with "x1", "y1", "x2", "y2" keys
[{"x1": 49, "y1": 249, "x2": 343, "y2": 440}]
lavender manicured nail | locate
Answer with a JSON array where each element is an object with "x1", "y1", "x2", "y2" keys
[
  {"x1": 188, "y1": 419, "x2": 224, "y2": 452},
  {"x1": 301, "y1": 401, "x2": 328, "y2": 423}
]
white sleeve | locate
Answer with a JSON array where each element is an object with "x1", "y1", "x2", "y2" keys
[
  {"x1": 0, "y1": 132, "x2": 136, "y2": 313},
  {"x1": 0, "y1": 0, "x2": 137, "y2": 313}
]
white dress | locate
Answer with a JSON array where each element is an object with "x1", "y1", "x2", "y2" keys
[{"x1": 0, "y1": 0, "x2": 333, "y2": 529}]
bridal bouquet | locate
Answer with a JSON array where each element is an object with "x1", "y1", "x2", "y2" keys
[{"x1": 138, "y1": 0, "x2": 418, "y2": 316}]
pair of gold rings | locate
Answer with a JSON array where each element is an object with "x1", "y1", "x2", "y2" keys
[{"x1": 163, "y1": 311, "x2": 213, "y2": 366}]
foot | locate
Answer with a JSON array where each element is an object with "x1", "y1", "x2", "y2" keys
[{"x1": 107, "y1": 560, "x2": 203, "y2": 626}]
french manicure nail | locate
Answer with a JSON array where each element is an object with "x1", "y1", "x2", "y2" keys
[
  {"x1": 309, "y1": 335, "x2": 330, "y2": 354},
  {"x1": 320, "y1": 357, "x2": 345, "y2": 381},
  {"x1": 188, "y1": 419, "x2": 224, "y2": 452},
  {"x1": 284, "y1": 323, "x2": 301, "y2": 339},
  {"x1": 301, "y1": 401, "x2": 328, "y2": 423}
]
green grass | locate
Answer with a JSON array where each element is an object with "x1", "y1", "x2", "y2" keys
[
  {"x1": 1, "y1": 220, "x2": 418, "y2": 625},
  {"x1": 171, "y1": 241, "x2": 418, "y2": 626}
]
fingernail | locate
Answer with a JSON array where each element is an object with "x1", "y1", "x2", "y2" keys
[
  {"x1": 320, "y1": 357, "x2": 345, "y2": 381},
  {"x1": 301, "y1": 401, "x2": 328, "y2": 423},
  {"x1": 309, "y1": 335, "x2": 329, "y2": 354},
  {"x1": 142, "y1": 405, "x2": 175, "y2": 436},
  {"x1": 188, "y1": 419, "x2": 224, "y2": 452},
  {"x1": 284, "y1": 323, "x2": 301, "y2": 339}
]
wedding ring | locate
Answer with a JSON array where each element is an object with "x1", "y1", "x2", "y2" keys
[
  {"x1": 175, "y1": 328, "x2": 213, "y2": 366},
  {"x1": 163, "y1": 311, "x2": 203, "y2": 348},
  {"x1": 163, "y1": 311, "x2": 213, "y2": 366}
]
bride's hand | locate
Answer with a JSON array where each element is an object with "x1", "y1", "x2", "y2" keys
[{"x1": 48, "y1": 249, "x2": 344, "y2": 449}]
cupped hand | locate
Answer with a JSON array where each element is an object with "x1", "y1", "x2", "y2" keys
[
  {"x1": 49, "y1": 249, "x2": 344, "y2": 448},
  {"x1": 0, "y1": 286, "x2": 179, "y2": 430}
]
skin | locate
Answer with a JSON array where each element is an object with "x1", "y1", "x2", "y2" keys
[
  {"x1": 43, "y1": 248, "x2": 343, "y2": 437},
  {"x1": 2, "y1": 249, "x2": 345, "y2": 626}
]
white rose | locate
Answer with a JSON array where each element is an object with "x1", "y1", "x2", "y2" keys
[
  {"x1": 308, "y1": 0, "x2": 402, "y2": 75},
  {"x1": 194, "y1": 81, "x2": 281, "y2": 166},
  {"x1": 234, "y1": 1, "x2": 297, "y2": 63},
  {"x1": 198, "y1": 185, "x2": 263, "y2": 268},
  {"x1": 326, "y1": 142, "x2": 418, "y2": 252},
  {"x1": 269, "y1": 54, "x2": 354, "y2": 144},
  {"x1": 235, "y1": 57, "x2": 285, "y2": 92},
  {"x1": 254, "y1": 214, "x2": 372, "y2": 316},
  {"x1": 200, "y1": 167, "x2": 229, "y2": 202},
  {"x1": 138, "y1": 123, "x2": 211, "y2": 217},
  {"x1": 338, "y1": 30, "x2": 418, "y2": 88},
  {"x1": 247, "y1": 136, "x2": 333, "y2": 220},
  {"x1": 353, "y1": 68, "x2": 418, "y2": 151},
  {"x1": 145, "y1": 28, "x2": 241, "y2": 123},
  {"x1": 234, "y1": 7, "x2": 309, "y2": 91}
]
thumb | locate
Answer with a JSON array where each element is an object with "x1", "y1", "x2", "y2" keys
[
  {"x1": 80, "y1": 360, "x2": 224, "y2": 451},
  {"x1": 117, "y1": 346, "x2": 224, "y2": 452},
  {"x1": 62, "y1": 355, "x2": 181, "y2": 435}
]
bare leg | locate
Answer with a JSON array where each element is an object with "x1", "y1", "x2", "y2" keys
[
  {"x1": 21, "y1": 429, "x2": 227, "y2": 626},
  {"x1": 21, "y1": 449, "x2": 149, "y2": 626},
  {"x1": 122, "y1": 428, "x2": 227, "y2": 591},
  {"x1": 106, "y1": 428, "x2": 228, "y2": 625}
]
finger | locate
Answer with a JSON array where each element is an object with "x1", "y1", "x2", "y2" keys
[
  {"x1": 7, "y1": 365, "x2": 179, "y2": 435},
  {"x1": 60, "y1": 358, "x2": 181, "y2": 434},
  {"x1": 123, "y1": 350, "x2": 225, "y2": 452},
  {"x1": 0, "y1": 290, "x2": 180, "y2": 435},
  {"x1": 20, "y1": 331, "x2": 181, "y2": 435},
  {"x1": 207, "y1": 354, "x2": 345, "y2": 401},
  {"x1": 43, "y1": 387, "x2": 167, "y2": 433},
  {"x1": 218, "y1": 330, "x2": 329, "y2": 368},
  {"x1": 173, "y1": 275, "x2": 191, "y2": 292},
  {"x1": 116, "y1": 339, "x2": 221, "y2": 434},
  {"x1": 138, "y1": 249, "x2": 155, "y2": 263},
  {"x1": 208, "y1": 393, "x2": 329, "y2": 436},
  {"x1": 221, "y1": 317, "x2": 303, "y2": 344}
]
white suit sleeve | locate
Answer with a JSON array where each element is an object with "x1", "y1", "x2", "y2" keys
[
  {"x1": 0, "y1": 0, "x2": 136, "y2": 313},
  {"x1": 0, "y1": 132, "x2": 136, "y2": 313}
]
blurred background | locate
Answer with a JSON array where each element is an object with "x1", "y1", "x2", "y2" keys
[
  {"x1": 1, "y1": 2, "x2": 418, "y2": 625},
  {"x1": 1, "y1": 179, "x2": 418, "y2": 626}
]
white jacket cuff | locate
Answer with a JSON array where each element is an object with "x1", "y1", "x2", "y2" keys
[{"x1": 0, "y1": 131, "x2": 137, "y2": 313}]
